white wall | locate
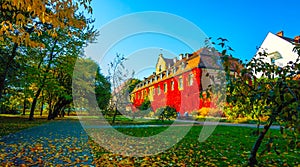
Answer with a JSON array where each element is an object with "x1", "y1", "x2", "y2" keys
[{"x1": 254, "y1": 32, "x2": 298, "y2": 77}]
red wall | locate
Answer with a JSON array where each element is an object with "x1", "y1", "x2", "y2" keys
[{"x1": 132, "y1": 68, "x2": 212, "y2": 115}]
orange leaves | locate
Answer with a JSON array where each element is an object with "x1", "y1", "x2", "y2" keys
[{"x1": 0, "y1": 0, "x2": 92, "y2": 47}]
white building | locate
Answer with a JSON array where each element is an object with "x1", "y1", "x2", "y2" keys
[{"x1": 254, "y1": 31, "x2": 300, "y2": 77}]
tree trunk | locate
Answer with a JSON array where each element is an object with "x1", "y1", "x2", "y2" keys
[
  {"x1": 248, "y1": 119, "x2": 273, "y2": 166},
  {"x1": 49, "y1": 98, "x2": 70, "y2": 120},
  {"x1": 29, "y1": 87, "x2": 42, "y2": 121},
  {"x1": 40, "y1": 99, "x2": 44, "y2": 116},
  {"x1": 0, "y1": 43, "x2": 18, "y2": 99},
  {"x1": 47, "y1": 98, "x2": 53, "y2": 120},
  {"x1": 68, "y1": 107, "x2": 71, "y2": 116},
  {"x1": 248, "y1": 97, "x2": 296, "y2": 166},
  {"x1": 112, "y1": 109, "x2": 118, "y2": 124},
  {"x1": 112, "y1": 106, "x2": 118, "y2": 124},
  {"x1": 22, "y1": 97, "x2": 26, "y2": 115}
]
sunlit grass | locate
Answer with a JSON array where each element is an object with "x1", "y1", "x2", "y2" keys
[
  {"x1": 90, "y1": 125, "x2": 299, "y2": 166},
  {"x1": 0, "y1": 115, "x2": 49, "y2": 137}
]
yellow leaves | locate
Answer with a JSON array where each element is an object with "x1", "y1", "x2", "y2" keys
[
  {"x1": 68, "y1": 31, "x2": 72, "y2": 37},
  {"x1": 143, "y1": 156, "x2": 150, "y2": 161},
  {"x1": 0, "y1": 0, "x2": 92, "y2": 47},
  {"x1": 51, "y1": 31, "x2": 58, "y2": 38},
  {"x1": 27, "y1": 5, "x2": 31, "y2": 12},
  {"x1": 42, "y1": 12, "x2": 45, "y2": 23},
  {"x1": 16, "y1": 13, "x2": 25, "y2": 22}
]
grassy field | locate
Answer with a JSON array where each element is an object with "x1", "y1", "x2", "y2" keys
[
  {"x1": 0, "y1": 114, "x2": 51, "y2": 138},
  {"x1": 89, "y1": 125, "x2": 299, "y2": 166},
  {"x1": 0, "y1": 115, "x2": 299, "y2": 166},
  {"x1": 0, "y1": 114, "x2": 78, "y2": 138}
]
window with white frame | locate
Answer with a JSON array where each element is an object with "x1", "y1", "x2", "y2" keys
[
  {"x1": 173, "y1": 67, "x2": 176, "y2": 74},
  {"x1": 188, "y1": 73, "x2": 193, "y2": 86},
  {"x1": 178, "y1": 76, "x2": 183, "y2": 90},
  {"x1": 171, "y1": 80, "x2": 174, "y2": 91},
  {"x1": 158, "y1": 85, "x2": 161, "y2": 95},
  {"x1": 164, "y1": 83, "x2": 168, "y2": 93}
]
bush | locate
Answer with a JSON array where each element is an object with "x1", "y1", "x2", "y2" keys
[
  {"x1": 197, "y1": 107, "x2": 224, "y2": 117},
  {"x1": 155, "y1": 106, "x2": 177, "y2": 122},
  {"x1": 138, "y1": 99, "x2": 151, "y2": 110},
  {"x1": 0, "y1": 104, "x2": 21, "y2": 115}
]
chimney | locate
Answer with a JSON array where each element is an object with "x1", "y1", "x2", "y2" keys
[
  {"x1": 185, "y1": 53, "x2": 189, "y2": 59},
  {"x1": 173, "y1": 57, "x2": 177, "y2": 63},
  {"x1": 294, "y1": 36, "x2": 300, "y2": 43},
  {"x1": 179, "y1": 54, "x2": 184, "y2": 60},
  {"x1": 276, "y1": 31, "x2": 284, "y2": 37}
]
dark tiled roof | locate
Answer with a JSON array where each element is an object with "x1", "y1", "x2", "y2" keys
[
  {"x1": 163, "y1": 57, "x2": 175, "y2": 67},
  {"x1": 278, "y1": 36, "x2": 300, "y2": 44},
  {"x1": 279, "y1": 36, "x2": 295, "y2": 43},
  {"x1": 132, "y1": 47, "x2": 243, "y2": 92}
]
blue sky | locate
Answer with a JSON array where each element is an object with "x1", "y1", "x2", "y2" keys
[{"x1": 85, "y1": 0, "x2": 299, "y2": 78}]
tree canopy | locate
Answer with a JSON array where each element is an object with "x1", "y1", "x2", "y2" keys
[
  {"x1": 207, "y1": 38, "x2": 300, "y2": 166},
  {"x1": 0, "y1": 0, "x2": 112, "y2": 120}
]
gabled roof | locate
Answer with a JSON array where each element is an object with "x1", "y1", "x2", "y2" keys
[
  {"x1": 275, "y1": 31, "x2": 300, "y2": 44},
  {"x1": 132, "y1": 47, "x2": 243, "y2": 93},
  {"x1": 163, "y1": 57, "x2": 175, "y2": 67}
]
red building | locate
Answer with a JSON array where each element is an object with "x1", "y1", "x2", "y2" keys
[{"x1": 130, "y1": 48, "x2": 240, "y2": 115}]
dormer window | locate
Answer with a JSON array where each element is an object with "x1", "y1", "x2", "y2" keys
[
  {"x1": 271, "y1": 58, "x2": 275, "y2": 64},
  {"x1": 160, "y1": 73, "x2": 163, "y2": 79},
  {"x1": 181, "y1": 62, "x2": 185, "y2": 70},
  {"x1": 269, "y1": 51, "x2": 282, "y2": 64}
]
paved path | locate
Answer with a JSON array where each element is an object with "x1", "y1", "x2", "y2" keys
[
  {"x1": 0, "y1": 120, "x2": 94, "y2": 166},
  {"x1": 175, "y1": 119, "x2": 281, "y2": 129}
]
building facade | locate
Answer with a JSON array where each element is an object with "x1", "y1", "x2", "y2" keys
[
  {"x1": 254, "y1": 31, "x2": 300, "y2": 77},
  {"x1": 130, "y1": 48, "x2": 240, "y2": 115}
]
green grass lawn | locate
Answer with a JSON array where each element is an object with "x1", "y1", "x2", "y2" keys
[
  {"x1": 1, "y1": 115, "x2": 298, "y2": 166},
  {"x1": 89, "y1": 125, "x2": 299, "y2": 166},
  {"x1": 0, "y1": 114, "x2": 78, "y2": 138},
  {"x1": 0, "y1": 114, "x2": 50, "y2": 138}
]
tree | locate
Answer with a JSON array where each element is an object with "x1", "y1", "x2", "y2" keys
[
  {"x1": 211, "y1": 38, "x2": 300, "y2": 166},
  {"x1": 0, "y1": 0, "x2": 96, "y2": 120},
  {"x1": 95, "y1": 67, "x2": 111, "y2": 111},
  {"x1": 0, "y1": 0, "x2": 93, "y2": 99},
  {"x1": 108, "y1": 54, "x2": 135, "y2": 123},
  {"x1": 72, "y1": 58, "x2": 111, "y2": 117},
  {"x1": 245, "y1": 51, "x2": 299, "y2": 166}
]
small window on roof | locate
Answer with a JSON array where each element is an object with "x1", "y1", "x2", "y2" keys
[
  {"x1": 271, "y1": 58, "x2": 275, "y2": 64},
  {"x1": 181, "y1": 62, "x2": 185, "y2": 70}
]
